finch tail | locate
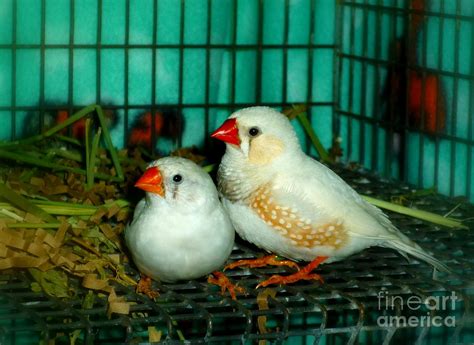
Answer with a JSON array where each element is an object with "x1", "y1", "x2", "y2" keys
[{"x1": 383, "y1": 234, "x2": 451, "y2": 273}]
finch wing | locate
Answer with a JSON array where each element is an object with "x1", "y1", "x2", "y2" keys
[{"x1": 286, "y1": 157, "x2": 401, "y2": 241}]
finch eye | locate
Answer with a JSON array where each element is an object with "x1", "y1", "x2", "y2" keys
[
  {"x1": 248, "y1": 127, "x2": 260, "y2": 137},
  {"x1": 172, "y1": 174, "x2": 183, "y2": 184}
]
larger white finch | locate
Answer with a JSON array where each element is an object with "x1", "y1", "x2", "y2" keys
[
  {"x1": 211, "y1": 106, "x2": 449, "y2": 286},
  {"x1": 125, "y1": 157, "x2": 235, "y2": 283}
]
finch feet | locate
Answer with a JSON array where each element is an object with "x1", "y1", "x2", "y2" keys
[
  {"x1": 136, "y1": 275, "x2": 159, "y2": 299},
  {"x1": 225, "y1": 255, "x2": 299, "y2": 271},
  {"x1": 256, "y1": 256, "x2": 328, "y2": 288},
  {"x1": 257, "y1": 272, "x2": 323, "y2": 288},
  {"x1": 208, "y1": 271, "x2": 245, "y2": 300}
]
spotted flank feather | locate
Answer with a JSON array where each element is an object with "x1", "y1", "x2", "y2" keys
[{"x1": 249, "y1": 185, "x2": 348, "y2": 249}]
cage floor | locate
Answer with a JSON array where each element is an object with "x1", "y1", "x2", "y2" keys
[{"x1": 0, "y1": 165, "x2": 473, "y2": 345}]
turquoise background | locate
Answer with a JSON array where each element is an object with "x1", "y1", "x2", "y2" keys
[
  {"x1": 0, "y1": 0, "x2": 472, "y2": 201},
  {"x1": 339, "y1": 0, "x2": 474, "y2": 201}
]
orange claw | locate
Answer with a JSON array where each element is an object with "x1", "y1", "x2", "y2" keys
[
  {"x1": 225, "y1": 255, "x2": 300, "y2": 271},
  {"x1": 136, "y1": 275, "x2": 159, "y2": 299},
  {"x1": 256, "y1": 256, "x2": 328, "y2": 288},
  {"x1": 208, "y1": 271, "x2": 246, "y2": 300}
]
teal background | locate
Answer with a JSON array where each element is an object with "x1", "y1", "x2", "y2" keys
[
  {"x1": 339, "y1": 0, "x2": 474, "y2": 201},
  {"x1": 0, "y1": 0, "x2": 472, "y2": 201}
]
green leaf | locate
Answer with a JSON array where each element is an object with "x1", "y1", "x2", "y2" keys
[
  {"x1": 0, "y1": 182, "x2": 57, "y2": 223},
  {"x1": 95, "y1": 105, "x2": 124, "y2": 180},
  {"x1": 362, "y1": 195, "x2": 467, "y2": 229},
  {"x1": 296, "y1": 111, "x2": 331, "y2": 163},
  {"x1": 28, "y1": 268, "x2": 71, "y2": 298},
  {"x1": 82, "y1": 290, "x2": 96, "y2": 309}
]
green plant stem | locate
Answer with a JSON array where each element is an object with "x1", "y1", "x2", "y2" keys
[
  {"x1": 35, "y1": 199, "x2": 129, "y2": 208},
  {"x1": 47, "y1": 148, "x2": 83, "y2": 162},
  {"x1": 55, "y1": 134, "x2": 82, "y2": 147},
  {"x1": 296, "y1": 112, "x2": 332, "y2": 163},
  {"x1": 0, "y1": 208, "x2": 24, "y2": 221},
  {"x1": 0, "y1": 183, "x2": 57, "y2": 223},
  {"x1": 202, "y1": 164, "x2": 216, "y2": 173},
  {"x1": 0, "y1": 199, "x2": 130, "y2": 216},
  {"x1": 95, "y1": 105, "x2": 124, "y2": 180},
  {"x1": 87, "y1": 128, "x2": 102, "y2": 189},
  {"x1": 362, "y1": 195, "x2": 467, "y2": 229},
  {"x1": 85, "y1": 118, "x2": 92, "y2": 188},
  {"x1": 7, "y1": 223, "x2": 62, "y2": 229},
  {"x1": 0, "y1": 149, "x2": 121, "y2": 182},
  {"x1": 0, "y1": 105, "x2": 97, "y2": 149}
]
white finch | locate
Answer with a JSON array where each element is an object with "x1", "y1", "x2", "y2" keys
[
  {"x1": 125, "y1": 157, "x2": 235, "y2": 283},
  {"x1": 211, "y1": 106, "x2": 449, "y2": 286}
]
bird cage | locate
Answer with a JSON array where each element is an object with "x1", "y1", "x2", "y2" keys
[{"x1": 0, "y1": 0, "x2": 473, "y2": 344}]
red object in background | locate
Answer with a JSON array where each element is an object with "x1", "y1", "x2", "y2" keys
[
  {"x1": 55, "y1": 108, "x2": 117, "y2": 140},
  {"x1": 51, "y1": 107, "x2": 183, "y2": 149},
  {"x1": 382, "y1": 0, "x2": 446, "y2": 135},
  {"x1": 128, "y1": 112, "x2": 165, "y2": 148},
  {"x1": 407, "y1": 71, "x2": 446, "y2": 134},
  {"x1": 410, "y1": 0, "x2": 425, "y2": 32},
  {"x1": 128, "y1": 110, "x2": 183, "y2": 150},
  {"x1": 56, "y1": 110, "x2": 86, "y2": 139}
]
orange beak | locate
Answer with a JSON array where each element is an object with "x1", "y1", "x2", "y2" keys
[
  {"x1": 211, "y1": 118, "x2": 240, "y2": 146},
  {"x1": 135, "y1": 167, "x2": 164, "y2": 196}
]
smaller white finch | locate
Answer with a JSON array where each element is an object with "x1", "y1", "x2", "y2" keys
[{"x1": 125, "y1": 157, "x2": 235, "y2": 283}]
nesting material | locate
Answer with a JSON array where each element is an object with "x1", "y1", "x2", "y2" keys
[
  {"x1": 0, "y1": 140, "x2": 155, "y2": 317},
  {"x1": 257, "y1": 288, "x2": 277, "y2": 343}
]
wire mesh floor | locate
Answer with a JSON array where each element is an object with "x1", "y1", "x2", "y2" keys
[{"x1": 0, "y1": 165, "x2": 473, "y2": 344}]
